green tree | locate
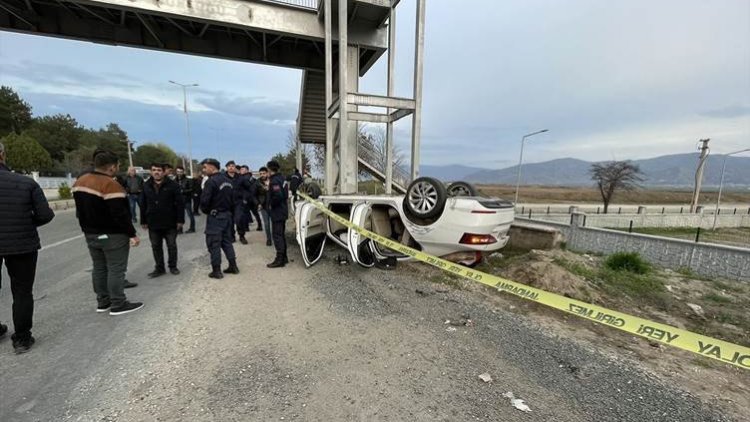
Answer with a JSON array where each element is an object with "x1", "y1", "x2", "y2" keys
[
  {"x1": 0, "y1": 86, "x2": 33, "y2": 137},
  {"x1": 133, "y1": 143, "x2": 179, "y2": 168},
  {"x1": 1, "y1": 132, "x2": 53, "y2": 173},
  {"x1": 25, "y1": 114, "x2": 83, "y2": 162}
]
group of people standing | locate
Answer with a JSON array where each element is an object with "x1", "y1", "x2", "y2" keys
[{"x1": 0, "y1": 143, "x2": 294, "y2": 354}]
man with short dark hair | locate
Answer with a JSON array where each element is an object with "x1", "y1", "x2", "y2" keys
[
  {"x1": 290, "y1": 167, "x2": 303, "y2": 202},
  {"x1": 201, "y1": 158, "x2": 239, "y2": 278},
  {"x1": 163, "y1": 163, "x2": 175, "y2": 180},
  {"x1": 175, "y1": 166, "x2": 195, "y2": 233},
  {"x1": 73, "y1": 149, "x2": 143, "y2": 316},
  {"x1": 0, "y1": 141, "x2": 55, "y2": 353},
  {"x1": 124, "y1": 167, "x2": 144, "y2": 223},
  {"x1": 266, "y1": 160, "x2": 288, "y2": 268},
  {"x1": 257, "y1": 167, "x2": 273, "y2": 247},
  {"x1": 140, "y1": 163, "x2": 184, "y2": 277}
]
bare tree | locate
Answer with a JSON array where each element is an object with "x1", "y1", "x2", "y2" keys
[
  {"x1": 358, "y1": 125, "x2": 406, "y2": 180},
  {"x1": 589, "y1": 161, "x2": 644, "y2": 213}
]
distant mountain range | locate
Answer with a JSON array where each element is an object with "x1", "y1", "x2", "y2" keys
[{"x1": 421, "y1": 153, "x2": 750, "y2": 188}]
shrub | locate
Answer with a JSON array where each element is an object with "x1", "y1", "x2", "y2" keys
[
  {"x1": 58, "y1": 182, "x2": 72, "y2": 200},
  {"x1": 604, "y1": 252, "x2": 650, "y2": 274}
]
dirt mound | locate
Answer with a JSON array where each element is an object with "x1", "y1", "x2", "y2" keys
[{"x1": 500, "y1": 250, "x2": 599, "y2": 302}]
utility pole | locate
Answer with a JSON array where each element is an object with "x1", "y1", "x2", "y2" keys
[
  {"x1": 169, "y1": 80, "x2": 199, "y2": 177},
  {"x1": 689, "y1": 138, "x2": 710, "y2": 213},
  {"x1": 514, "y1": 129, "x2": 548, "y2": 206},
  {"x1": 126, "y1": 139, "x2": 134, "y2": 168}
]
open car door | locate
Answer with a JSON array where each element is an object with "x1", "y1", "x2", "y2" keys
[
  {"x1": 348, "y1": 202, "x2": 376, "y2": 268},
  {"x1": 295, "y1": 202, "x2": 327, "y2": 267}
]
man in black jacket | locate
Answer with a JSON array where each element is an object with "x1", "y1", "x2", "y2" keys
[
  {"x1": 192, "y1": 174, "x2": 203, "y2": 216},
  {"x1": 266, "y1": 160, "x2": 289, "y2": 268},
  {"x1": 175, "y1": 166, "x2": 195, "y2": 233},
  {"x1": 140, "y1": 163, "x2": 185, "y2": 278},
  {"x1": 0, "y1": 142, "x2": 55, "y2": 353}
]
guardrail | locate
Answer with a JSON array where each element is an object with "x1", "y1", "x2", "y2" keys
[{"x1": 260, "y1": 0, "x2": 319, "y2": 9}]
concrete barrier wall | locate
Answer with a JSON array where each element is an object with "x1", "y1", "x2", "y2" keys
[
  {"x1": 516, "y1": 216, "x2": 750, "y2": 282},
  {"x1": 49, "y1": 200, "x2": 76, "y2": 211},
  {"x1": 530, "y1": 213, "x2": 750, "y2": 229}
]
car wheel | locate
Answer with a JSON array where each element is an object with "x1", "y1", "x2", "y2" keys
[
  {"x1": 403, "y1": 177, "x2": 447, "y2": 222},
  {"x1": 447, "y1": 181, "x2": 478, "y2": 197},
  {"x1": 301, "y1": 182, "x2": 322, "y2": 199}
]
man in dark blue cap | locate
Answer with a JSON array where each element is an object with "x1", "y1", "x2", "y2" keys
[
  {"x1": 200, "y1": 158, "x2": 239, "y2": 279},
  {"x1": 266, "y1": 160, "x2": 289, "y2": 268}
]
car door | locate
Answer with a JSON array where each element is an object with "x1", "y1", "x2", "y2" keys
[
  {"x1": 295, "y1": 202, "x2": 327, "y2": 267},
  {"x1": 348, "y1": 202, "x2": 376, "y2": 268}
]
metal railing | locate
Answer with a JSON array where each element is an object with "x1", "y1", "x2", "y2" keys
[
  {"x1": 358, "y1": 138, "x2": 411, "y2": 188},
  {"x1": 259, "y1": 0, "x2": 319, "y2": 10}
]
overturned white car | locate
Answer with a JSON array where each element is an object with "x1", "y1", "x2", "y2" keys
[{"x1": 295, "y1": 177, "x2": 514, "y2": 268}]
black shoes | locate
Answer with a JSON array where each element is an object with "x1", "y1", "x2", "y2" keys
[
  {"x1": 209, "y1": 266, "x2": 224, "y2": 279},
  {"x1": 239, "y1": 236, "x2": 248, "y2": 245},
  {"x1": 13, "y1": 336, "x2": 35, "y2": 354},
  {"x1": 0, "y1": 323, "x2": 7, "y2": 339},
  {"x1": 148, "y1": 269, "x2": 166, "y2": 278},
  {"x1": 170, "y1": 268, "x2": 181, "y2": 275},
  {"x1": 109, "y1": 301, "x2": 144, "y2": 316},
  {"x1": 124, "y1": 280, "x2": 138, "y2": 289},
  {"x1": 223, "y1": 261, "x2": 240, "y2": 274},
  {"x1": 97, "y1": 302, "x2": 111, "y2": 313},
  {"x1": 267, "y1": 259, "x2": 285, "y2": 268},
  {"x1": 266, "y1": 240, "x2": 272, "y2": 247}
]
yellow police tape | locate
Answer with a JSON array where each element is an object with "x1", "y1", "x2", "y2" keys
[{"x1": 298, "y1": 192, "x2": 750, "y2": 370}]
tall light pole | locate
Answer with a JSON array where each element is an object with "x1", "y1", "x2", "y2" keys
[
  {"x1": 126, "y1": 139, "x2": 135, "y2": 168},
  {"x1": 169, "y1": 80, "x2": 199, "y2": 177},
  {"x1": 712, "y1": 147, "x2": 750, "y2": 230},
  {"x1": 514, "y1": 129, "x2": 548, "y2": 206}
]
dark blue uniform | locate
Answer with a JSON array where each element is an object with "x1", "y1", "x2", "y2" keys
[
  {"x1": 200, "y1": 172, "x2": 237, "y2": 269},
  {"x1": 267, "y1": 172, "x2": 288, "y2": 261}
]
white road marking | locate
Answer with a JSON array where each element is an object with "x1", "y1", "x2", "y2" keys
[{"x1": 41, "y1": 234, "x2": 84, "y2": 251}]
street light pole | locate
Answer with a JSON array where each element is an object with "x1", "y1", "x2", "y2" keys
[
  {"x1": 712, "y1": 147, "x2": 750, "y2": 230},
  {"x1": 126, "y1": 139, "x2": 135, "y2": 168},
  {"x1": 169, "y1": 80, "x2": 199, "y2": 177},
  {"x1": 514, "y1": 129, "x2": 548, "y2": 206}
]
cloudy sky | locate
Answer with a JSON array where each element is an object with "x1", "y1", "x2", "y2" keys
[{"x1": 1, "y1": 0, "x2": 748, "y2": 170}]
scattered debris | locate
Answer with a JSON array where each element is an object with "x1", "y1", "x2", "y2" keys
[
  {"x1": 415, "y1": 288, "x2": 428, "y2": 296},
  {"x1": 478, "y1": 373, "x2": 493, "y2": 383},
  {"x1": 665, "y1": 285, "x2": 674, "y2": 292},
  {"x1": 503, "y1": 392, "x2": 531, "y2": 413},
  {"x1": 489, "y1": 252, "x2": 504, "y2": 259},
  {"x1": 435, "y1": 288, "x2": 450, "y2": 293},
  {"x1": 445, "y1": 326, "x2": 457, "y2": 332},
  {"x1": 686, "y1": 303, "x2": 706, "y2": 319}
]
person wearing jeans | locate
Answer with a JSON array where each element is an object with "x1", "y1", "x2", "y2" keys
[
  {"x1": 0, "y1": 141, "x2": 55, "y2": 353},
  {"x1": 124, "y1": 167, "x2": 144, "y2": 223},
  {"x1": 73, "y1": 149, "x2": 143, "y2": 316},
  {"x1": 140, "y1": 163, "x2": 184, "y2": 277}
]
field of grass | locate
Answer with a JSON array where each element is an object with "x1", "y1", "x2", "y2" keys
[
  {"x1": 477, "y1": 184, "x2": 750, "y2": 205},
  {"x1": 611, "y1": 226, "x2": 750, "y2": 248}
]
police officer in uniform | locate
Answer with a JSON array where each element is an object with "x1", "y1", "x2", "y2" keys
[
  {"x1": 266, "y1": 160, "x2": 289, "y2": 268},
  {"x1": 199, "y1": 158, "x2": 239, "y2": 279}
]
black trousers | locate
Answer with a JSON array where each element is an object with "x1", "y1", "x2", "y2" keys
[
  {"x1": 192, "y1": 196, "x2": 201, "y2": 215},
  {"x1": 250, "y1": 208, "x2": 262, "y2": 229},
  {"x1": 271, "y1": 219, "x2": 287, "y2": 259},
  {"x1": 0, "y1": 251, "x2": 38, "y2": 340},
  {"x1": 149, "y1": 228, "x2": 178, "y2": 270}
]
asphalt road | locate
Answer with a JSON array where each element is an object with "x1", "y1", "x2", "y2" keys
[
  {"x1": 0, "y1": 209, "x2": 209, "y2": 420},
  {"x1": 0, "y1": 210, "x2": 733, "y2": 421}
]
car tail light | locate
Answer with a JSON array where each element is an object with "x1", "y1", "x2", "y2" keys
[{"x1": 459, "y1": 233, "x2": 497, "y2": 245}]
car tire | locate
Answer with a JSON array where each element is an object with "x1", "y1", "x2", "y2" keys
[
  {"x1": 403, "y1": 177, "x2": 448, "y2": 222},
  {"x1": 447, "y1": 181, "x2": 478, "y2": 197},
  {"x1": 301, "y1": 182, "x2": 323, "y2": 199}
]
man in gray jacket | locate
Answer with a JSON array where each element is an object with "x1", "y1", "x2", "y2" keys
[{"x1": 0, "y1": 142, "x2": 55, "y2": 354}]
